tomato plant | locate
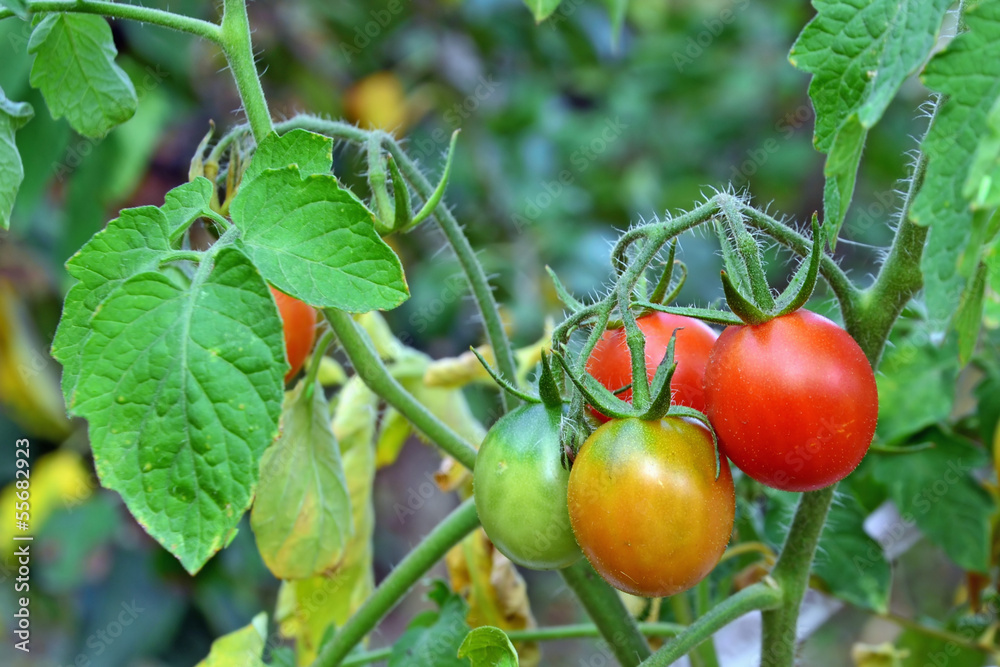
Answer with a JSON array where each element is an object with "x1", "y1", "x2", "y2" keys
[
  {"x1": 586, "y1": 312, "x2": 717, "y2": 420},
  {"x1": 704, "y1": 309, "x2": 878, "y2": 491},
  {"x1": 270, "y1": 286, "x2": 317, "y2": 383},
  {"x1": 474, "y1": 403, "x2": 581, "y2": 570},
  {"x1": 567, "y1": 417, "x2": 735, "y2": 598},
  {"x1": 2, "y1": 0, "x2": 999, "y2": 666}
]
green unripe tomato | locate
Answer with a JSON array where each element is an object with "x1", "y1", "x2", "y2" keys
[{"x1": 474, "y1": 403, "x2": 582, "y2": 570}]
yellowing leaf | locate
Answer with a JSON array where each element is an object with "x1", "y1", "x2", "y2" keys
[
  {"x1": 0, "y1": 280, "x2": 71, "y2": 441},
  {"x1": 1, "y1": 450, "x2": 93, "y2": 554},
  {"x1": 446, "y1": 529, "x2": 539, "y2": 667},
  {"x1": 196, "y1": 612, "x2": 267, "y2": 667},
  {"x1": 423, "y1": 320, "x2": 553, "y2": 390},
  {"x1": 850, "y1": 642, "x2": 909, "y2": 667},
  {"x1": 251, "y1": 381, "x2": 352, "y2": 580},
  {"x1": 275, "y1": 377, "x2": 377, "y2": 665}
]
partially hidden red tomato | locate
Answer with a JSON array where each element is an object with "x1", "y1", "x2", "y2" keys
[
  {"x1": 586, "y1": 312, "x2": 718, "y2": 421},
  {"x1": 568, "y1": 417, "x2": 734, "y2": 597},
  {"x1": 270, "y1": 286, "x2": 317, "y2": 383},
  {"x1": 703, "y1": 309, "x2": 878, "y2": 492}
]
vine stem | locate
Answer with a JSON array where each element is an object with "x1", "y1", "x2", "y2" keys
[
  {"x1": 0, "y1": 1, "x2": 221, "y2": 41},
  {"x1": 339, "y1": 623, "x2": 689, "y2": 666},
  {"x1": 640, "y1": 582, "x2": 783, "y2": 666},
  {"x1": 560, "y1": 559, "x2": 653, "y2": 666},
  {"x1": 220, "y1": 0, "x2": 273, "y2": 142},
  {"x1": 325, "y1": 308, "x2": 479, "y2": 470},
  {"x1": 312, "y1": 499, "x2": 481, "y2": 667}
]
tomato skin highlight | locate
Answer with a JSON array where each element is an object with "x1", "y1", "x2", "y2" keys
[
  {"x1": 568, "y1": 417, "x2": 735, "y2": 597},
  {"x1": 703, "y1": 309, "x2": 878, "y2": 492},
  {"x1": 270, "y1": 286, "x2": 317, "y2": 383},
  {"x1": 474, "y1": 404, "x2": 582, "y2": 570},
  {"x1": 586, "y1": 312, "x2": 718, "y2": 421}
]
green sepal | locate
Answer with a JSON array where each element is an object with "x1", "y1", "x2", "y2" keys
[
  {"x1": 406, "y1": 130, "x2": 459, "y2": 230},
  {"x1": 546, "y1": 266, "x2": 585, "y2": 312},
  {"x1": 552, "y1": 350, "x2": 636, "y2": 420},
  {"x1": 721, "y1": 271, "x2": 770, "y2": 325},
  {"x1": 537, "y1": 351, "x2": 564, "y2": 409},
  {"x1": 469, "y1": 347, "x2": 541, "y2": 405},
  {"x1": 666, "y1": 404, "x2": 722, "y2": 480},
  {"x1": 640, "y1": 331, "x2": 678, "y2": 422},
  {"x1": 774, "y1": 213, "x2": 823, "y2": 316},
  {"x1": 388, "y1": 155, "x2": 413, "y2": 233},
  {"x1": 648, "y1": 241, "x2": 678, "y2": 304},
  {"x1": 635, "y1": 302, "x2": 743, "y2": 327}
]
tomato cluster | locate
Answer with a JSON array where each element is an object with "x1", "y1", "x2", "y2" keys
[{"x1": 475, "y1": 309, "x2": 878, "y2": 597}]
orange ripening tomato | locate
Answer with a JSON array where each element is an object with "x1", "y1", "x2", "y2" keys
[
  {"x1": 270, "y1": 286, "x2": 317, "y2": 383},
  {"x1": 568, "y1": 417, "x2": 735, "y2": 597},
  {"x1": 586, "y1": 312, "x2": 718, "y2": 420}
]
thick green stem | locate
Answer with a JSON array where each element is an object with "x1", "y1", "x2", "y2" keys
[
  {"x1": 313, "y1": 499, "x2": 481, "y2": 667},
  {"x1": 759, "y1": 487, "x2": 835, "y2": 667},
  {"x1": 220, "y1": 0, "x2": 273, "y2": 142},
  {"x1": 560, "y1": 559, "x2": 652, "y2": 666},
  {"x1": 641, "y1": 582, "x2": 783, "y2": 666},
  {"x1": 0, "y1": 1, "x2": 221, "y2": 41},
  {"x1": 325, "y1": 308, "x2": 479, "y2": 470},
  {"x1": 382, "y1": 138, "x2": 517, "y2": 412}
]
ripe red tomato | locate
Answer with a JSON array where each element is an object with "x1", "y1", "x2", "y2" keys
[
  {"x1": 586, "y1": 312, "x2": 717, "y2": 421},
  {"x1": 568, "y1": 417, "x2": 734, "y2": 597},
  {"x1": 270, "y1": 286, "x2": 317, "y2": 383},
  {"x1": 703, "y1": 309, "x2": 878, "y2": 492}
]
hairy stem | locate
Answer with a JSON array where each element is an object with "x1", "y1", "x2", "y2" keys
[
  {"x1": 560, "y1": 559, "x2": 652, "y2": 666},
  {"x1": 325, "y1": 308, "x2": 479, "y2": 470},
  {"x1": 1, "y1": 1, "x2": 221, "y2": 41},
  {"x1": 641, "y1": 582, "x2": 783, "y2": 666},
  {"x1": 220, "y1": 0, "x2": 273, "y2": 142},
  {"x1": 313, "y1": 499, "x2": 481, "y2": 667}
]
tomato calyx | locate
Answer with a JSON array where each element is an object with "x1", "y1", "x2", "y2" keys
[
  {"x1": 720, "y1": 212, "x2": 824, "y2": 326},
  {"x1": 472, "y1": 347, "x2": 565, "y2": 410}
]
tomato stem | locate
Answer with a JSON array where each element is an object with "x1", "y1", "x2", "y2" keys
[
  {"x1": 0, "y1": 1, "x2": 222, "y2": 41},
  {"x1": 219, "y1": 0, "x2": 273, "y2": 143},
  {"x1": 312, "y1": 499, "x2": 481, "y2": 667}
]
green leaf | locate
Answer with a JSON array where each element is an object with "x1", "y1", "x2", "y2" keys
[
  {"x1": 522, "y1": 0, "x2": 562, "y2": 23},
  {"x1": 390, "y1": 583, "x2": 471, "y2": 667},
  {"x1": 230, "y1": 166, "x2": 409, "y2": 312},
  {"x1": 72, "y1": 247, "x2": 285, "y2": 573},
  {"x1": 911, "y1": 1, "x2": 1000, "y2": 329},
  {"x1": 821, "y1": 116, "x2": 866, "y2": 243},
  {"x1": 896, "y1": 627, "x2": 986, "y2": 667},
  {"x1": 953, "y1": 261, "x2": 988, "y2": 366},
  {"x1": 251, "y1": 379, "x2": 352, "y2": 580},
  {"x1": 458, "y1": 627, "x2": 519, "y2": 667},
  {"x1": 196, "y1": 612, "x2": 268, "y2": 667},
  {"x1": 243, "y1": 129, "x2": 334, "y2": 186},
  {"x1": 28, "y1": 14, "x2": 137, "y2": 138},
  {"x1": 790, "y1": 0, "x2": 951, "y2": 151},
  {"x1": 986, "y1": 239, "x2": 1000, "y2": 327},
  {"x1": 874, "y1": 332, "x2": 957, "y2": 444},
  {"x1": 161, "y1": 177, "x2": 215, "y2": 231},
  {"x1": 872, "y1": 430, "x2": 994, "y2": 573},
  {"x1": 51, "y1": 206, "x2": 175, "y2": 405},
  {"x1": 0, "y1": 85, "x2": 32, "y2": 230},
  {"x1": 0, "y1": 0, "x2": 27, "y2": 19},
  {"x1": 964, "y1": 94, "x2": 1000, "y2": 209},
  {"x1": 764, "y1": 490, "x2": 890, "y2": 612},
  {"x1": 790, "y1": 0, "x2": 951, "y2": 242}
]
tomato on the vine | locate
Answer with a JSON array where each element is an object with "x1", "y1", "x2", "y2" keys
[
  {"x1": 586, "y1": 312, "x2": 718, "y2": 420},
  {"x1": 474, "y1": 403, "x2": 582, "y2": 570},
  {"x1": 270, "y1": 286, "x2": 317, "y2": 383},
  {"x1": 703, "y1": 309, "x2": 878, "y2": 492},
  {"x1": 567, "y1": 417, "x2": 734, "y2": 597}
]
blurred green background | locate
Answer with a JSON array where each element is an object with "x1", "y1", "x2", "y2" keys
[{"x1": 0, "y1": 0, "x2": 961, "y2": 665}]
